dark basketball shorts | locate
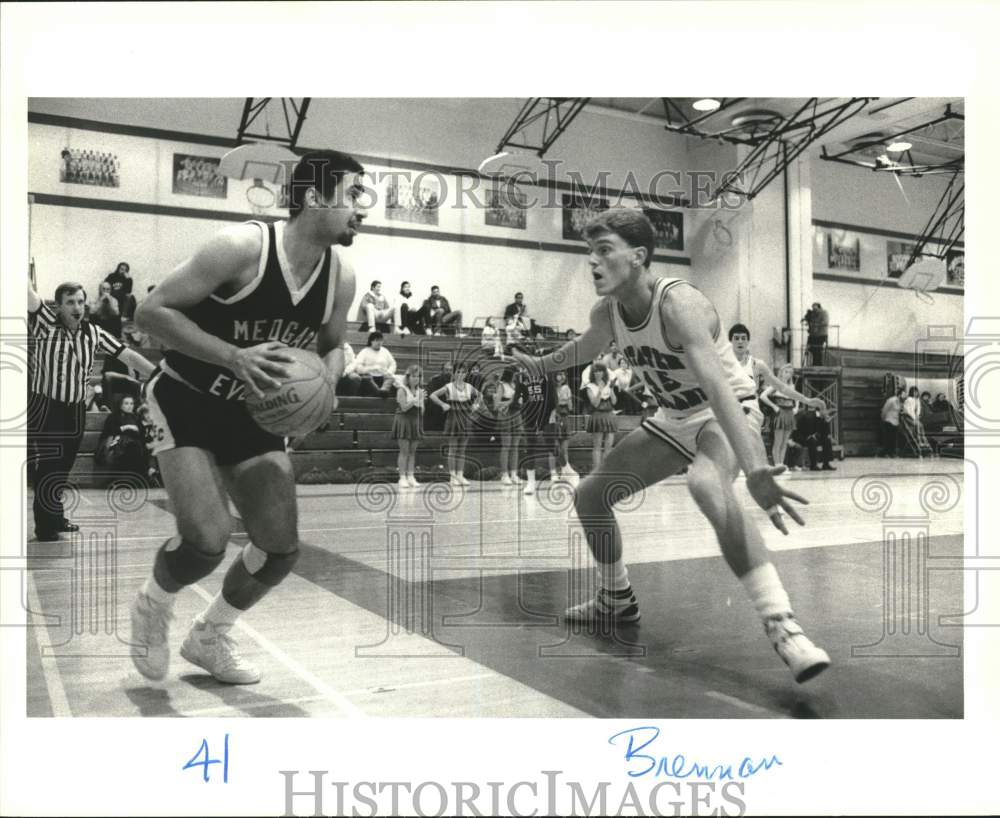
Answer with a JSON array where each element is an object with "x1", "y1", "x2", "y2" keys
[{"x1": 145, "y1": 371, "x2": 286, "y2": 467}]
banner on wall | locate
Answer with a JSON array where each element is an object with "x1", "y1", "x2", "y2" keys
[
  {"x1": 385, "y1": 174, "x2": 440, "y2": 225},
  {"x1": 562, "y1": 193, "x2": 609, "y2": 240},
  {"x1": 60, "y1": 147, "x2": 119, "y2": 187},
  {"x1": 826, "y1": 231, "x2": 860, "y2": 271},
  {"x1": 644, "y1": 208, "x2": 684, "y2": 251},
  {"x1": 946, "y1": 250, "x2": 964, "y2": 287},
  {"x1": 172, "y1": 154, "x2": 227, "y2": 198},
  {"x1": 484, "y1": 182, "x2": 527, "y2": 229}
]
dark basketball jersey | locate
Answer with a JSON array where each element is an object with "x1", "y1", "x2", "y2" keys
[
  {"x1": 162, "y1": 221, "x2": 338, "y2": 401},
  {"x1": 517, "y1": 373, "x2": 555, "y2": 431}
]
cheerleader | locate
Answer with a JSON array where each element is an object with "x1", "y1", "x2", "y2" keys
[
  {"x1": 549, "y1": 370, "x2": 578, "y2": 484},
  {"x1": 584, "y1": 361, "x2": 617, "y2": 470},
  {"x1": 430, "y1": 363, "x2": 481, "y2": 485},
  {"x1": 494, "y1": 366, "x2": 524, "y2": 485},
  {"x1": 392, "y1": 365, "x2": 425, "y2": 488},
  {"x1": 760, "y1": 363, "x2": 797, "y2": 468}
]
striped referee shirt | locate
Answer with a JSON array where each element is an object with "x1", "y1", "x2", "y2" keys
[{"x1": 29, "y1": 302, "x2": 125, "y2": 404}]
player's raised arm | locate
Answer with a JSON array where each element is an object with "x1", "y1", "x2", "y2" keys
[
  {"x1": 664, "y1": 286, "x2": 808, "y2": 534},
  {"x1": 512, "y1": 298, "x2": 614, "y2": 376},
  {"x1": 135, "y1": 224, "x2": 295, "y2": 398}
]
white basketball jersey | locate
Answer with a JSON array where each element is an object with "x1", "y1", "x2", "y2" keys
[{"x1": 607, "y1": 277, "x2": 756, "y2": 420}]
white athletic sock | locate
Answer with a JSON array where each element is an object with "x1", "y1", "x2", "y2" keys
[
  {"x1": 141, "y1": 576, "x2": 177, "y2": 606},
  {"x1": 198, "y1": 593, "x2": 242, "y2": 628},
  {"x1": 741, "y1": 563, "x2": 792, "y2": 620},
  {"x1": 526, "y1": 469, "x2": 536, "y2": 484},
  {"x1": 599, "y1": 559, "x2": 631, "y2": 593}
]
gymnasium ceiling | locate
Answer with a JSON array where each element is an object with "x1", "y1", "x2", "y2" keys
[{"x1": 588, "y1": 97, "x2": 964, "y2": 167}]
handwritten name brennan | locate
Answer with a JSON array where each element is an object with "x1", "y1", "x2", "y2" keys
[{"x1": 608, "y1": 726, "x2": 782, "y2": 781}]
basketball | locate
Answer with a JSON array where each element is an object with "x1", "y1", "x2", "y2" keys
[{"x1": 245, "y1": 347, "x2": 335, "y2": 437}]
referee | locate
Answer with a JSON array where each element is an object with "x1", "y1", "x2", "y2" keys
[{"x1": 28, "y1": 280, "x2": 154, "y2": 541}]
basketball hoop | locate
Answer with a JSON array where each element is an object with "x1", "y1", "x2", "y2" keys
[{"x1": 246, "y1": 178, "x2": 276, "y2": 216}]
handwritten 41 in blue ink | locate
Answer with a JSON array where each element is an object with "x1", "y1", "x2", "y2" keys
[{"x1": 183, "y1": 734, "x2": 230, "y2": 783}]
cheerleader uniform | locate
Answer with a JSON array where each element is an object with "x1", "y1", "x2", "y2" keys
[
  {"x1": 772, "y1": 393, "x2": 797, "y2": 431},
  {"x1": 552, "y1": 383, "x2": 573, "y2": 439},
  {"x1": 443, "y1": 381, "x2": 475, "y2": 436},
  {"x1": 585, "y1": 384, "x2": 618, "y2": 434},
  {"x1": 391, "y1": 384, "x2": 423, "y2": 440}
]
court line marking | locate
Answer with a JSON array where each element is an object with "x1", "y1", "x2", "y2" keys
[
  {"x1": 704, "y1": 690, "x2": 785, "y2": 718},
  {"x1": 25, "y1": 572, "x2": 73, "y2": 718},
  {"x1": 187, "y1": 582, "x2": 366, "y2": 719}
]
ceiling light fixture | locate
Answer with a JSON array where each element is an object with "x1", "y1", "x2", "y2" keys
[
  {"x1": 887, "y1": 140, "x2": 912, "y2": 153},
  {"x1": 692, "y1": 98, "x2": 721, "y2": 112}
]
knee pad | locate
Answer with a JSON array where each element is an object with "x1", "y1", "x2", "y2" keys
[
  {"x1": 248, "y1": 546, "x2": 300, "y2": 587},
  {"x1": 160, "y1": 537, "x2": 226, "y2": 586}
]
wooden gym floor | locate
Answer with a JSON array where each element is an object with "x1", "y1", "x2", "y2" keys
[{"x1": 24, "y1": 457, "x2": 964, "y2": 719}]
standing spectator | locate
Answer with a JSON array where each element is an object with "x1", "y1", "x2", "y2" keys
[
  {"x1": 395, "y1": 281, "x2": 423, "y2": 336},
  {"x1": 422, "y1": 285, "x2": 465, "y2": 336},
  {"x1": 879, "y1": 388, "x2": 905, "y2": 457},
  {"x1": 803, "y1": 302, "x2": 829, "y2": 366},
  {"x1": 104, "y1": 262, "x2": 135, "y2": 318},
  {"x1": 480, "y1": 317, "x2": 504, "y2": 359},
  {"x1": 430, "y1": 363, "x2": 480, "y2": 485},
  {"x1": 422, "y1": 360, "x2": 453, "y2": 432},
  {"x1": 343, "y1": 331, "x2": 397, "y2": 396},
  {"x1": 796, "y1": 404, "x2": 837, "y2": 471},
  {"x1": 761, "y1": 363, "x2": 798, "y2": 468},
  {"x1": 27, "y1": 280, "x2": 154, "y2": 540},
  {"x1": 392, "y1": 365, "x2": 425, "y2": 488},
  {"x1": 584, "y1": 361, "x2": 617, "y2": 471},
  {"x1": 358, "y1": 280, "x2": 394, "y2": 332},
  {"x1": 494, "y1": 366, "x2": 524, "y2": 485},
  {"x1": 95, "y1": 394, "x2": 147, "y2": 478},
  {"x1": 901, "y1": 386, "x2": 932, "y2": 457},
  {"x1": 90, "y1": 281, "x2": 123, "y2": 340},
  {"x1": 549, "y1": 370, "x2": 578, "y2": 485},
  {"x1": 503, "y1": 292, "x2": 531, "y2": 336}
]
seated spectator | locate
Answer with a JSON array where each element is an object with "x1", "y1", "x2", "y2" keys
[
  {"x1": 357, "y1": 280, "x2": 394, "y2": 332},
  {"x1": 480, "y1": 317, "x2": 504, "y2": 359},
  {"x1": 95, "y1": 394, "x2": 148, "y2": 479},
  {"x1": 335, "y1": 341, "x2": 357, "y2": 396},
  {"x1": 342, "y1": 332, "x2": 397, "y2": 397},
  {"x1": 565, "y1": 328, "x2": 577, "y2": 341},
  {"x1": 395, "y1": 280, "x2": 424, "y2": 336},
  {"x1": 91, "y1": 281, "x2": 123, "y2": 339},
  {"x1": 503, "y1": 292, "x2": 531, "y2": 335},
  {"x1": 422, "y1": 285, "x2": 465, "y2": 337},
  {"x1": 931, "y1": 392, "x2": 952, "y2": 415},
  {"x1": 794, "y1": 404, "x2": 837, "y2": 471},
  {"x1": 104, "y1": 261, "x2": 135, "y2": 318}
]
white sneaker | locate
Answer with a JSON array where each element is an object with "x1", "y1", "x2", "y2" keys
[
  {"x1": 458, "y1": 474, "x2": 471, "y2": 486},
  {"x1": 401, "y1": 328, "x2": 411, "y2": 336},
  {"x1": 509, "y1": 473, "x2": 523, "y2": 485},
  {"x1": 180, "y1": 619, "x2": 261, "y2": 685},
  {"x1": 449, "y1": 474, "x2": 461, "y2": 485},
  {"x1": 565, "y1": 588, "x2": 640, "y2": 624},
  {"x1": 764, "y1": 614, "x2": 830, "y2": 683},
  {"x1": 500, "y1": 474, "x2": 513, "y2": 486},
  {"x1": 407, "y1": 475, "x2": 420, "y2": 488},
  {"x1": 425, "y1": 328, "x2": 433, "y2": 335},
  {"x1": 129, "y1": 590, "x2": 174, "y2": 681},
  {"x1": 523, "y1": 481, "x2": 536, "y2": 495},
  {"x1": 398, "y1": 478, "x2": 410, "y2": 489}
]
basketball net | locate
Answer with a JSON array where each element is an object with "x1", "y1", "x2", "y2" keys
[{"x1": 246, "y1": 177, "x2": 276, "y2": 217}]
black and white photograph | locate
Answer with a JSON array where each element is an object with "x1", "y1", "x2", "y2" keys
[
  {"x1": 2, "y1": 5, "x2": 997, "y2": 818},
  {"x1": 172, "y1": 153, "x2": 227, "y2": 198}
]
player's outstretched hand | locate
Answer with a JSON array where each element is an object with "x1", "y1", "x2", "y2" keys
[
  {"x1": 746, "y1": 466, "x2": 809, "y2": 535},
  {"x1": 230, "y1": 341, "x2": 296, "y2": 399}
]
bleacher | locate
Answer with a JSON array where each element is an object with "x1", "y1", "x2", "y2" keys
[
  {"x1": 71, "y1": 328, "x2": 640, "y2": 487},
  {"x1": 826, "y1": 346, "x2": 963, "y2": 457}
]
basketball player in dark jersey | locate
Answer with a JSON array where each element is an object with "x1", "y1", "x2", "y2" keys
[
  {"x1": 515, "y1": 359, "x2": 556, "y2": 495},
  {"x1": 513, "y1": 209, "x2": 830, "y2": 683},
  {"x1": 129, "y1": 150, "x2": 365, "y2": 684}
]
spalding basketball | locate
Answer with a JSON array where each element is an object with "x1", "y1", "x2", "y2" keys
[{"x1": 245, "y1": 347, "x2": 335, "y2": 437}]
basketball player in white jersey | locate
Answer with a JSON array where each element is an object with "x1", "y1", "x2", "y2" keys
[
  {"x1": 129, "y1": 150, "x2": 364, "y2": 684},
  {"x1": 728, "y1": 323, "x2": 825, "y2": 411},
  {"x1": 513, "y1": 209, "x2": 829, "y2": 682}
]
